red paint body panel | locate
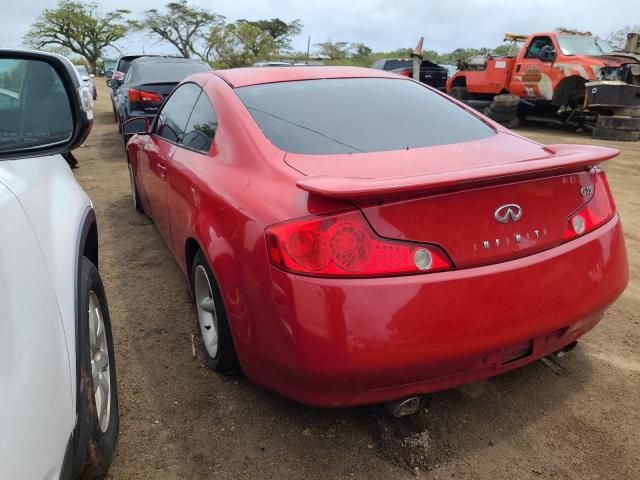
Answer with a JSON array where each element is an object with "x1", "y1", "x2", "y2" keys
[
  {"x1": 241, "y1": 217, "x2": 627, "y2": 406},
  {"x1": 126, "y1": 67, "x2": 629, "y2": 407},
  {"x1": 360, "y1": 171, "x2": 595, "y2": 268},
  {"x1": 215, "y1": 66, "x2": 399, "y2": 88},
  {"x1": 292, "y1": 142, "x2": 618, "y2": 199}
]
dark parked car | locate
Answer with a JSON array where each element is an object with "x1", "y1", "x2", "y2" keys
[
  {"x1": 371, "y1": 58, "x2": 448, "y2": 90},
  {"x1": 108, "y1": 56, "x2": 211, "y2": 138},
  {"x1": 107, "y1": 54, "x2": 162, "y2": 122}
]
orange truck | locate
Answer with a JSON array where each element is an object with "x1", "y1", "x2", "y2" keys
[{"x1": 446, "y1": 31, "x2": 640, "y2": 114}]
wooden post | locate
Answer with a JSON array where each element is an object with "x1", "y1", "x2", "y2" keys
[{"x1": 410, "y1": 37, "x2": 424, "y2": 81}]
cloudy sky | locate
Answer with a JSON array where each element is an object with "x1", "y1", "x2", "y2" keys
[{"x1": 1, "y1": 0, "x2": 636, "y2": 56}]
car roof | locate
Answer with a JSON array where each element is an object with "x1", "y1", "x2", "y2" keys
[
  {"x1": 214, "y1": 66, "x2": 401, "y2": 88},
  {"x1": 131, "y1": 56, "x2": 205, "y2": 65}
]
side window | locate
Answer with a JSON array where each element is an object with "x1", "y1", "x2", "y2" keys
[
  {"x1": 182, "y1": 92, "x2": 218, "y2": 153},
  {"x1": 525, "y1": 37, "x2": 553, "y2": 59},
  {"x1": 154, "y1": 83, "x2": 201, "y2": 143}
]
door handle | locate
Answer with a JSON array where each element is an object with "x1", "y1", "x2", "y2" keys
[{"x1": 157, "y1": 163, "x2": 168, "y2": 178}]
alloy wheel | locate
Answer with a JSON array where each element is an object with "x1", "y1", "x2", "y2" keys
[
  {"x1": 194, "y1": 265, "x2": 218, "y2": 358},
  {"x1": 88, "y1": 291, "x2": 111, "y2": 433}
]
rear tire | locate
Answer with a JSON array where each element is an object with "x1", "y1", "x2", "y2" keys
[
  {"x1": 72, "y1": 257, "x2": 119, "y2": 479},
  {"x1": 128, "y1": 161, "x2": 144, "y2": 213},
  {"x1": 449, "y1": 86, "x2": 469, "y2": 101},
  {"x1": 191, "y1": 250, "x2": 241, "y2": 374}
]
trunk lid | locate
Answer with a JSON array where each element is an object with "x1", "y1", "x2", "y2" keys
[{"x1": 287, "y1": 133, "x2": 618, "y2": 268}]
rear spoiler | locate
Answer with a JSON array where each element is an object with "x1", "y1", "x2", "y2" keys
[{"x1": 296, "y1": 144, "x2": 618, "y2": 199}]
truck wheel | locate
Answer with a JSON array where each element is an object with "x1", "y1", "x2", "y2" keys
[
  {"x1": 492, "y1": 94, "x2": 520, "y2": 108},
  {"x1": 596, "y1": 115, "x2": 640, "y2": 131},
  {"x1": 449, "y1": 87, "x2": 469, "y2": 101},
  {"x1": 592, "y1": 127, "x2": 640, "y2": 142}
]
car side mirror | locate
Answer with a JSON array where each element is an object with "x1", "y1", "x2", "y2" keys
[
  {"x1": 539, "y1": 46, "x2": 556, "y2": 62},
  {"x1": 122, "y1": 117, "x2": 150, "y2": 135},
  {"x1": 81, "y1": 76, "x2": 90, "y2": 82},
  {"x1": 0, "y1": 50, "x2": 93, "y2": 160},
  {"x1": 106, "y1": 78, "x2": 120, "y2": 89}
]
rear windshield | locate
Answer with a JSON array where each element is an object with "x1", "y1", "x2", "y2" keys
[
  {"x1": 133, "y1": 62, "x2": 210, "y2": 83},
  {"x1": 383, "y1": 60, "x2": 412, "y2": 70},
  {"x1": 235, "y1": 78, "x2": 495, "y2": 154},
  {"x1": 117, "y1": 59, "x2": 133, "y2": 73}
]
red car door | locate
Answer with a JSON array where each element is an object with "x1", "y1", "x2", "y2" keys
[
  {"x1": 142, "y1": 83, "x2": 202, "y2": 249},
  {"x1": 166, "y1": 89, "x2": 219, "y2": 262}
]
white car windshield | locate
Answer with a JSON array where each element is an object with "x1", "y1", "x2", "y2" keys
[{"x1": 557, "y1": 35, "x2": 615, "y2": 56}]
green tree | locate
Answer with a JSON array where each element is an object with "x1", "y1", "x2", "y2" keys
[
  {"x1": 606, "y1": 25, "x2": 640, "y2": 50},
  {"x1": 315, "y1": 41, "x2": 351, "y2": 59},
  {"x1": 351, "y1": 42, "x2": 372, "y2": 59},
  {"x1": 140, "y1": 0, "x2": 224, "y2": 58},
  {"x1": 239, "y1": 18, "x2": 302, "y2": 52},
  {"x1": 206, "y1": 21, "x2": 278, "y2": 68},
  {"x1": 24, "y1": 0, "x2": 133, "y2": 74}
]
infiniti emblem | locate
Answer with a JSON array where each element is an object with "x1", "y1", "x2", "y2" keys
[{"x1": 494, "y1": 204, "x2": 523, "y2": 223}]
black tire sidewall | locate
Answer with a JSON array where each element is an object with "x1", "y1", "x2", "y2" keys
[
  {"x1": 72, "y1": 257, "x2": 119, "y2": 478},
  {"x1": 128, "y1": 160, "x2": 144, "y2": 213},
  {"x1": 484, "y1": 107, "x2": 517, "y2": 123},
  {"x1": 191, "y1": 250, "x2": 240, "y2": 374}
]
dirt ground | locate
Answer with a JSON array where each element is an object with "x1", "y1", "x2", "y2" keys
[{"x1": 76, "y1": 81, "x2": 639, "y2": 480}]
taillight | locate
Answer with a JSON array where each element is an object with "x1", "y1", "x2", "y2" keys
[
  {"x1": 266, "y1": 210, "x2": 452, "y2": 277},
  {"x1": 564, "y1": 172, "x2": 616, "y2": 240},
  {"x1": 400, "y1": 68, "x2": 411, "y2": 77},
  {"x1": 128, "y1": 88, "x2": 162, "y2": 104}
]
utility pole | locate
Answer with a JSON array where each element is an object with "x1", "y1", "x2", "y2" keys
[
  {"x1": 411, "y1": 36, "x2": 424, "y2": 81},
  {"x1": 306, "y1": 35, "x2": 311, "y2": 58}
]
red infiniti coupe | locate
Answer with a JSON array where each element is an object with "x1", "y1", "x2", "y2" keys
[{"x1": 124, "y1": 67, "x2": 628, "y2": 409}]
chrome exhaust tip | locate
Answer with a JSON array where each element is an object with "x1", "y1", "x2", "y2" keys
[
  {"x1": 384, "y1": 396, "x2": 421, "y2": 417},
  {"x1": 555, "y1": 341, "x2": 578, "y2": 358}
]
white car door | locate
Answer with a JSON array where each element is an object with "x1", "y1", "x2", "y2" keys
[{"x1": 0, "y1": 180, "x2": 73, "y2": 480}]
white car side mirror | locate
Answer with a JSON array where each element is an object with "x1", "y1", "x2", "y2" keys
[{"x1": 0, "y1": 50, "x2": 93, "y2": 160}]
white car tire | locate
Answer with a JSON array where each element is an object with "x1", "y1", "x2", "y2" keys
[{"x1": 72, "y1": 257, "x2": 119, "y2": 479}]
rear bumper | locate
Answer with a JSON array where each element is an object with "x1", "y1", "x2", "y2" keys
[{"x1": 231, "y1": 216, "x2": 628, "y2": 407}]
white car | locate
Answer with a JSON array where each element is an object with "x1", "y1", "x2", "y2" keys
[
  {"x1": 0, "y1": 50, "x2": 119, "y2": 479},
  {"x1": 74, "y1": 65, "x2": 97, "y2": 100}
]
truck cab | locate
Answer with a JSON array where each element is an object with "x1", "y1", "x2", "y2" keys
[{"x1": 447, "y1": 32, "x2": 636, "y2": 110}]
